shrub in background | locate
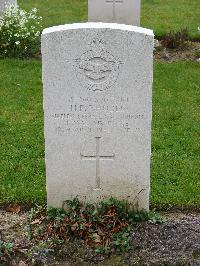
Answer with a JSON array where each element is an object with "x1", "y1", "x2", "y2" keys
[
  {"x1": 161, "y1": 28, "x2": 189, "y2": 49},
  {"x1": 0, "y1": 5, "x2": 42, "y2": 58}
]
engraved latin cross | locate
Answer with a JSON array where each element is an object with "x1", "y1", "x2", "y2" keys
[
  {"x1": 106, "y1": 0, "x2": 124, "y2": 20},
  {"x1": 81, "y1": 137, "x2": 115, "y2": 189}
]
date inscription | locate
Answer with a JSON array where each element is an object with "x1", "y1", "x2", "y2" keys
[{"x1": 49, "y1": 96, "x2": 145, "y2": 135}]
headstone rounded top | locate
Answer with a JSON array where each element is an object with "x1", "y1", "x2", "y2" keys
[{"x1": 42, "y1": 22, "x2": 154, "y2": 37}]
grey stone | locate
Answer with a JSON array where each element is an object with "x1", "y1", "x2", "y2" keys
[
  {"x1": 42, "y1": 22, "x2": 154, "y2": 210},
  {"x1": 0, "y1": 0, "x2": 17, "y2": 14},
  {"x1": 88, "y1": 0, "x2": 141, "y2": 26}
]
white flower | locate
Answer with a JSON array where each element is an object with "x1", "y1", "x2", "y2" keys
[
  {"x1": 35, "y1": 31, "x2": 40, "y2": 37},
  {"x1": 154, "y1": 39, "x2": 162, "y2": 51},
  {"x1": 0, "y1": 5, "x2": 42, "y2": 57}
]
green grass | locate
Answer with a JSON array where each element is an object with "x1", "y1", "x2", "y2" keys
[
  {"x1": 152, "y1": 62, "x2": 200, "y2": 208},
  {"x1": 18, "y1": 0, "x2": 200, "y2": 39},
  {"x1": 0, "y1": 59, "x2": 199, "y2": 207},
  {"x1": 142, "y1": 0, "x2": 200, "y2": 39},
  {"x1": 19, "y1": 0, "x2": 87, "y2": 29},
  {"x1": 0, "y1": 59, "x2": 45, "y2": 203}
]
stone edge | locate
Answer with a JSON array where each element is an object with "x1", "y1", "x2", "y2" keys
[{"x1": 42, "y1": 22, "x2": 154, "y2": 37}]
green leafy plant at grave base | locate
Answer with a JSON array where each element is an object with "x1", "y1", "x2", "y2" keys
[
  {"x1": 0, "y1": 240, "x2": 14, "y2": 262},
  {"x1": 161, "y1": 28, "x2": 189, "y2": 49},
  {"x1": 0, "y1": 5, "x2": 42, "y2": 58},
  {"x1": 195, "y1": 50, "x2": 200, "y2": 59},
  {"x1": 110, "y1": 227, "x2": 131, "y2": 254},
  {"x1": 26, "y1": 242, "x2": 54, "y2": 265},
  {"x1": 29, "y1": 198, "x2": 164, "y2": 254}
]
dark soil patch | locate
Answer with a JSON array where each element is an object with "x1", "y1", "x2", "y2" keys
[
  {"x1": 154, "y1": 41, "x2": 200, "y2": 62},
  {"x1": 129, "y1": 212, "x2": 200, "y2": 265},
  {"x1": 0, "y1": 209, "x2": 199, "y2": 265}
]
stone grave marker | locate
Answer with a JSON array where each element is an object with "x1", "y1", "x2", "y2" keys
[
  {"x1": 88, "y1": 0, "x2": 141, "y2": 26},
  {"x1": 42, "y1": 23, "x2": 154, "y2": 210},
  {"x1": 0, "y1": 0, "x2": 17, "y2": 14}
]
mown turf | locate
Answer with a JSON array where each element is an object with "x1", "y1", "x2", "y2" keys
[
  {"x1": 152, "y1": 62, "x2": 200, "y2": 208},
  {"x1": 0, "y1": 59, "x2": 45, "y2": 203},
  {"x1": 142, "y1": 0, "x2": 200, "y2": 39},
  {"x1": 18, "y1": 0, "x2": 200, "y2": 39},
  {"x1": 0, "y1": 59, "x2": 199, "y2": 207}
]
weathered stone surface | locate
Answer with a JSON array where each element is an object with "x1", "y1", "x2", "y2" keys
[
  {"x1": 42, "y1": 23, "x2": 154, "y2": 210},
  {"x1": 88, "y1": 0, "x2": 141, "y2": 26},
  {"x1": 0, "y1": 0, "x2": 17, "y2": 13}
]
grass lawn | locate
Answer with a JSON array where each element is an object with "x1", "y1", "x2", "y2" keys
[
  {"x1": 18, "y1": 0, "x2": 200, "y2": 39},
  {"x1": 0, "y1": 59, "x2": 199, "y2": 208}
]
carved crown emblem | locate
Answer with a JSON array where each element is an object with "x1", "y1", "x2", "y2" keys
[{"x1": 75, "y1": 39, "x2": 122, "y2": 92}]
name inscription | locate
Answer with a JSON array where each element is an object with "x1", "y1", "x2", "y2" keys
[{"x1": 49, "y1": 96, "x2": 145, "y2": 135}]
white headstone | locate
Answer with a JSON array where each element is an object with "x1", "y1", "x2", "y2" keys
[
  {"x1": 42, "y1": 23, "x2": 154, "y2": 211},
  {"x1": 0, "y1": 0, "x2": 17, "y2": 14},
  {"x1": 88, "y1": 0, "x2": 141, "y2": 26}
]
